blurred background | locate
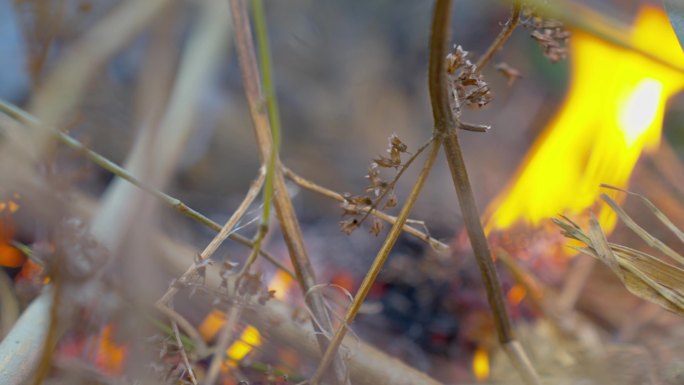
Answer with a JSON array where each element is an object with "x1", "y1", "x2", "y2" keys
[{"x1": 1, "y1": 0, "x2": 684, "y2": 384}]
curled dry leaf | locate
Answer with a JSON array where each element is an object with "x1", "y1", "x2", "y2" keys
[{"x1": 554, "y1": 191, "x2": 684, "y2": 316}]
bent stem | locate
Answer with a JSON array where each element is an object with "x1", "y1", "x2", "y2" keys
[
  {"x1": 157, "y1": 168, "x2": 266, "y2": 306},
  {"x1": 310, "y1": 136, "x2": 443, "y2": 385},
  {"x1": 0, "y1": 101, "x2": 295, "y2": 279},
  {"x1": 229, "y1": 1, "x2": 349, "y2": 383},
  {"x1": 475, "y1": 0, "x2": 521, "y2": 71},
  {"x1": 429, "y1": 0, "x2": 540, "y2": 384},
  {"x1": 283, "y1": 166, "x2": 449, "y2": 252}
]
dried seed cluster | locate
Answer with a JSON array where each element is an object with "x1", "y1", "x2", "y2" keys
[
  {"x1": 522, "y1": 9, "x2": 570, "y2": 63},
  {"x1": 446, "y1": 45, "x2": 492, "y2": 118},
  {"x1": 340, "y1": 134, "x2": 409, "y2": 236}
]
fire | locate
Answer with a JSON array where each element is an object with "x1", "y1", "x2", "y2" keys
[
  {"x1": 58, "y1": 323, "x2": 128, "y2": 375},
  {"x1": 198, "y1": 270, "x2": 294, "y2": 370},
  {"x1": 485, "y1": 6, "x2": 684, "y2": 234},
  {"x1": 473, "y1": 346, "x2": 490, "y2": 381},
  {"x1": 0, "y1": 224, "x2": 24, "y2": 268},
  {"x1": 0, "y1": 194, "x2": 24, "y2": 268},
  {"x1": 506, "y1": 284, "x2": 527, "y2": 307},
  {"x1": 94, "y1": 324, "x2": 128, "y2": 374}
]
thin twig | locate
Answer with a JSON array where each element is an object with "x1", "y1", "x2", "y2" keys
[
  {"x1": 429, "y1": 1, "x2": 540, "y2": 384},
  {"x1": 459, "y1": 121, "x2": 491, "y2": 132},
  {"x1": 91, "y1": 0, "x2": 232, "y2": 254},
  {"x1": 157, "y1": 304, "x2": 209, "y2": 355},
  {"x1": 283, "y1": 166, "x2": 449, "y2": 252},
  {"x1": 172, "y1": 321, "x2": 199, "y2": 385},
  {"x1": 157, "y1": 168, "x2": 266, "y2": 306},
  {"x1": 557, "y1": 255, "x2": 595, "y2": 313},
  {"x1": 0, "y1": 101, "x2": 295, "y2": 279},
  {"x1": 228, "y1": 1, "x2": 348, "y2": 384},
  {"x1": 475, "y1": 0, "x2": 521, "y2": 71},
  {"x1": 310, "y1": 137, "x2": 443, "y2": 385}
]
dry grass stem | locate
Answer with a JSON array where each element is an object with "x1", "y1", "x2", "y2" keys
[
  {"x1": 310, "y1": 137, "x2": 443, "y2": 385},
  {"x1": 557, "y1": 255, "x2": 596, "y2": 313},
  {"x1": 92, "y1": 0, "x2": 232, "y2": 253},
  {"x1": 475, "y1": 1, "x2": 522, "y2": 71},
  {"x1": 282, "y1": 167, "x2": 449, "y2": 252},
  {"x1": 155, "y1": 230, "x2": 446, "y2": 385},
  {"x1": 602, "y1": 194, "x2": 684, "y2": 265},
  {"x1": 430, "y1": 1, "x2": 540, "y2": 383},
  {"x1": 157, "y1": 167, "x2": 266, "y2": 306},
  {"x1": 229, "y1": 0, "x2": 348, "y2": 383},
  {"x1": 555, "y1": 192, "x2": 684, "y2": 316},
  {"x1": 0, "y1": 101, "x2": 295, "y2": 278},
  {"x1": 157, "y1": 304, "x2": 209, "y2": 355},
  {"x1": 172, "y1": 320, "x2": 199, "y2": 385}
]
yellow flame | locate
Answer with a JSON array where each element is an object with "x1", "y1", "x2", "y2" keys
[
  {"x1": 269, "y1": 270, "x2": 295, "y2": 300},
  {"x1": 223, "y1": 325, "x2": 262, "y2": 369},
  {"x1": 485, "y1": 6, "x2": 684, "y2": 234},
  {"x1": 473, "y1": 346, "x2": 490, "y2": 381},
  {"x1": 198, "y1": 270, "x2": 294, "y2": 370}
]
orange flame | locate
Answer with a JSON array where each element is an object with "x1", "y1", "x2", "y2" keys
[
  {"x1": 0, "y1": 225, "x2": 24, "y2": 268},
  {"x1": 485, "y1": 6, "x2": 684, "y2": 234},
  {"x1": 94, "y1": 324, "x2": 127, "y2": 374},
  {"x1": 506, "y1": 284, "x2": 527, "y2": 307},
  {"x1": 0, "y1": 195, "x2": 24, "y2": 268}
]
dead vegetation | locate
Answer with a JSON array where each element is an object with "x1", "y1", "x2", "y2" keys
[{"x1": 1, "y1": 1, "x2": 684, "y2": 385}]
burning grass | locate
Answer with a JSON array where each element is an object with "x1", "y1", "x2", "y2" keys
[{"x1": 1, "y1": 1, "x2": 684, "y2": 385}]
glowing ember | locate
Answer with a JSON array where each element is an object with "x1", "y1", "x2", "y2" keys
[
  {"x1": 199, "y1": 309, "x2": 227, "y2": 341},
  {"x1": 198, "y1": 270, "x2": 294, "y2": 370},
  {"x1": 268, "y1": 270, "x2": 295, "y2": 300},
  {"x1": 473, "y1": 346, "x2": 490, "y2": 381},
  {"x1": 485, "y1": 6, "x2": 684, "y2": 234},
  {"x1": 0, "y1": 238, "x2": 24, "y2": 268},
  {"x1": 506, "y1": 284, "x2": 527, "y2": 307},
  {"x1": 94, "y1": 324, "x2": 127, "y2": 374}
]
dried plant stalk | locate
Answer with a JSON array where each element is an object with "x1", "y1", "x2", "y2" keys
[
  {"x1": 283, "y1": 166, "x2": 449, "y2": 252},
  {"x1": 475, "y1": 1, "x2": 522, "y2": 71},
  {"x1": 228, "y1": 0, "x2": 348, "y2": 383},
  {"x1": 310, "y1": 137, "x2": 443, "y2": 385},
  {"x1": 156, "y1": 232, "x2": 447, "y2": 385},
  {"x1": 0, "y1": 101, "x2": 294, "y2": 278},
  {"x1": 157, "y1": 167, "x2": 266, "y2": 306},
  {"x1": 430, "y1": 1, "x2": 540, "y2": 384}
]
